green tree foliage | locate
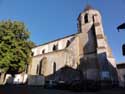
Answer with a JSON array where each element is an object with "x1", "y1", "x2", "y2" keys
[{"x1": 0, "y1": 20, "x2": 35, "y2": 74}]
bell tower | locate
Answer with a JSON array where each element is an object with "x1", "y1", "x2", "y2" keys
[
  {"x1": 77, "y1": 5, "x2": 118, "y2": 84},
  {"x1": 77, "y1": 5, "x2": 103, "y2": 34}
]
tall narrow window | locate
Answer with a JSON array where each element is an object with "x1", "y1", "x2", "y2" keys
[
  {"x1": 92, "y1": 16, "x2": 95, "y2": 22},
  {"x1": 84, "y1": 14, "x2": 88, "y2": 23},
  {"x1": 25, "y1": 64, "x2": 28, "y2": 73},
  {"x1": 36, "y1": 64, "x2": 39, "y2": 75},
  {"x1": 31, "y1": 52, "x2": 34, "y2": 56},
  {"x1": 53, "y1": 44, "x2": 58, "y2": 51},
  {"x1": 53, "y1": 62, "x2": 56, "y2": 74},
  {"x1": 66, "y1": 40, "x2": 70, "y2": 47},
  {"x1": 39, "y1": 60, "x2": 42, "y2": 75},
  {"x1": 39, "y1": 57, "x2": 47, "y2": 75},
  {"x1": 42, "y1": 49, "x2": 45, "y2": 54}
]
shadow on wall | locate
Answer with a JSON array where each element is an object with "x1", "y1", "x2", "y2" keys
[
  {"x1": 3, "y1": 52, "x2": 119, "y2": 90},
  {"x1": 44, "y1": 24, "x2": 119, "y2": 89},
  {"x1": 96, "y1": 52, "x2": 118, "y2": 87},
  {"x1": 43, "y1": 53, "x2": 118, "y2": 89},
  {"x1": 45, "y1": 65, "x2": 82, "y2": 82},
  {"x1": 2, "y1": 23, "x2": 118, "y2": 89},
  {"x1": 81, "y1": 24, "x2": 118, "y2": 87}
]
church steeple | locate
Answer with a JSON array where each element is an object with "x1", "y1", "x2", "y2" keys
[
  {"x1": 77, "y1": 5, "x2": 101, "y2": 33},
  {"x1": 84, "y1": 4, "x2": 94, "y2": 12}
]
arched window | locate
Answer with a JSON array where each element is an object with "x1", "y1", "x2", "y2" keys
[
  {"x1": 84, "y1": 13, "x2": 88, "y2": 23},
  {"x1": 25, "y1": 64, "x2": 28, "y2": 73},
  {"x1": 53, "y1": 44, "x2": 58, "y2": 51},
  {"x1": 39, "y1": 61, "x2": 42, "y2": 75},
  {"x1": 66, "y1": 40, "x2": 70, "y2": 47},
  {"x1": 92, "y1": 16, "x2": 95, "y2": 22},
  {"x1": 36, "y1": 64, "x2": 39, "y2": 75},
  {"x1": 93, "y1": 14, "x2": 98, "y2": 23},
  {"x1": 42, "y1": 49, "x2": 45, "y2": 54},
  {"x1": 53, "y1": 62, "x2": 56, "y2": 74},
  {"x1": 39, "y1": 57, "x2": 47, "y2": 75},
  {"x1": 31, "y1": 52, "x2": 34, "y2": 56}
]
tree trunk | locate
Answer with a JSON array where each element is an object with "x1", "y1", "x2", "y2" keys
[{"x1": 0, "y1": 72, "x2": 6, "y2": 85}]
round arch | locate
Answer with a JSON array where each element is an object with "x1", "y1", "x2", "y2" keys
[
  {"x1": 53, "y1": 62, "x2": 56, "y2": 74},
  {"x1": 39, "y1": 57, "x2": 47, "y2": 75}
]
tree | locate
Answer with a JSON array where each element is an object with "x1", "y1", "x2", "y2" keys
[{"x1": 0, "y1": 20, "x2": 35, "y2": 76}]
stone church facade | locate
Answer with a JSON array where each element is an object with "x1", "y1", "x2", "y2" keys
[{"x1": 28, "y1": 7, "x2": 118, "y2": 84}]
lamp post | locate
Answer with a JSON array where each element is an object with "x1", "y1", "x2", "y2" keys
[
  {"x1": 117, "y1": 22, "x2": 125, "y2": 87},
  {"x1": 117, "y1": 23, "x2": 125, "y2": 56}
]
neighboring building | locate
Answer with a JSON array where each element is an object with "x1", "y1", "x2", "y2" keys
[
  {"x1": 117, "y1": 63, "x2": 125, "y2": 87},
  {"x1": 28, "y1": 6, "x2": 118, "y2": 85}
]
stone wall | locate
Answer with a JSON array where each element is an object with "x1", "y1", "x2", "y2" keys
[
  {"x1": 4, "y1": 73, "x2": 28, "y2": 85},
  {"x1": 117, "y1": 64, "x2": 125, "y2": 87},
  {"x1": 29, "y1": 35, "x2": 81, "y2": 81},
  {"x1": 29, "y1": 50, "x2": 67, "y2": 76},
  {"x1": 32, "y1": 35, "x2": 74, "y2": 56},
  {"x1": 28, "y1": 7, "x2": 118, "y2": 85},
  {"x1": 27, "y1": 75, "x2": 45, "y2": 86}
]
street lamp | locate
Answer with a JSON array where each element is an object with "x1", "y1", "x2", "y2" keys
[
  {"x1": 117, "y1": 23, "x2": 125, "y2": 56},
  {"x1": 117, "y1": 23, "x2": 125, "y2": 31}
]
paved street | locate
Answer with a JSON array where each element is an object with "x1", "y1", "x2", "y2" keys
[{"x1": 0, "y1": 85, "x2": 125, "y2": 94}]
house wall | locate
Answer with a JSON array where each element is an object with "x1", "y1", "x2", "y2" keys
[{"x1": 117, "y1": 68, "x2": 125, "y2": 87}]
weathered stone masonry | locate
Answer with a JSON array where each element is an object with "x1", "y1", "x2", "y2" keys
[{"x1": 28, "y1": 7, "x2": 118, "y2": 83}]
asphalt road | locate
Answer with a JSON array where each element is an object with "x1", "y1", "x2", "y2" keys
[{"x1": 0, "y1": 85, "x2": 125, "y2": 94}]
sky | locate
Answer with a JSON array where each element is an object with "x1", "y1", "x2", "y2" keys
[{"x1": 0, "y1": 0, "x2": 125, "y2": 63}]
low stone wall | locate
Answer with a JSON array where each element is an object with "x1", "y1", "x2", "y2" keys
[
  {"x1": 4, "y1": 74, "x2": 45, "y2": 86},
  {"x1": 4, "y1": 73, "x2": 28, "y2": 85},
  {"x1": 4, "y1": 74, "x2": 13, "y2": 84},
  {"x1": 27, "y1": 75, "x2": 45, "y2": 86}
]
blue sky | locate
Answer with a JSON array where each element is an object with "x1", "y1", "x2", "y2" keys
[{"x1": 0, "y1": 0, "x2": 125, "y2": 63}]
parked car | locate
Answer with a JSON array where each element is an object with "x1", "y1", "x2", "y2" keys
[
  {"x1": 56, "y1": 80, "x2": 69, "y2": 89},
  {"x1": 68, "y1": 80, "x2": 100, "y2": 92},
  {"x1": 44, "y1": 80, "x2": 57, "y2": 88},
  {"x1": 68, "y1": 80, "x2": 83, "y2": 91}
]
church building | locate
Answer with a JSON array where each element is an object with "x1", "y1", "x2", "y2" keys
[{"x1": 28, "y1": 6, "x2": 118, "y2": 85}]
